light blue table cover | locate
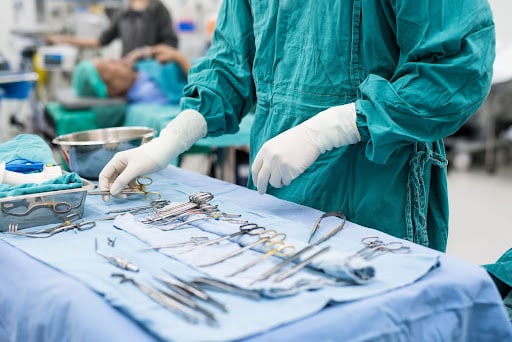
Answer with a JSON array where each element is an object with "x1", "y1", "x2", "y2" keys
[{"x1": 0, "y1": 166, "x2": 511, "y2": 342}]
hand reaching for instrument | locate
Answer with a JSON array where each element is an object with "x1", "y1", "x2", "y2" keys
[{"x1": 99, "y1": 110, "x2": 207, "y2": 198}]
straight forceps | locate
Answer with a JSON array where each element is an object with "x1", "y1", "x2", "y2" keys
[
  {"x1": 8, "y1": 213, "x2": 96, "y2": 238},
  {"x1": 251, "y1": 211, "x2": 346, "y2": 284},
  {"x1": 230, "y1": 241, "x2": 296, "y2": 278},
  {"x1": 198, "y1": 230, "x2": 287, "y2": 267},
  {"x1": 89, "y1": 176, "x2": 161, "y2": 201},
  {"x1": 176, "y1": 223, "x2": 266, "y2": 255},
  {"x1": 142, "y1": 236, "x2": 209, "y2": 251},
  {"x1": 353, "y1": 236, "x2": 411, "y2": 260}
]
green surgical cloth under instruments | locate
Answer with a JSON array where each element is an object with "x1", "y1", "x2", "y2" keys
[{"x1": 180, "y1": 0, "x2": 496, "y2": 251}]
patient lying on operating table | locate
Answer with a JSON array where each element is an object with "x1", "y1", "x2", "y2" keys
[{"x1": 72, "y1": 45, "x2": 189, "y2": 105}]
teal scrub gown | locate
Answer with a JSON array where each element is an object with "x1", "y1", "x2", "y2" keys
[{"x1": 181, "y1": 0, "x2": 495, "y2": 251}]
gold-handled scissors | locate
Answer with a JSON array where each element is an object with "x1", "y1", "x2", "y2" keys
[{"x1": 89, "y1": 176, "x2": 161, "y2": 201}]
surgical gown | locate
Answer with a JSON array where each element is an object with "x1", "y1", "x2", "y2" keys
[{"x1": 180, "y1": 0, "x2": 495, "y2": 251}]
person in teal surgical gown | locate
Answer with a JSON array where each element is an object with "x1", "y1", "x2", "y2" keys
[{"x1": 99, "y1": 0, "x2": 495, "y2": 252}]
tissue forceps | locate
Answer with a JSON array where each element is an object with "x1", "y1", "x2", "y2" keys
[
  {"x1": 89, "y1": 176, "x2": 161, "y2": 201},
  {"x1": 176, "y1": 223, "x2": 266, "y2": 255},
  {"x1": 198, "y1": 230, "x2": 287, "y2": 267},
  {"x1": 1, "y1": 197, "x2": 72, "y2": 216},
  {"x1": 308, "y1": 211, "x2": 346, "y2": 245}
]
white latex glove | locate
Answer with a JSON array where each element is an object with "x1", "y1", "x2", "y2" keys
[
  {"x1": 99, "y1": 109, "x2": 207, "y2": 196},
  {"x1": 252, "y1": 103, "x2": 360, "y2": 194}
]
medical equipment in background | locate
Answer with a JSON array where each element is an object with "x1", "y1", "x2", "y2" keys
[{"x1": 36, "y1": 45, "x2": 78, "y2": 72}]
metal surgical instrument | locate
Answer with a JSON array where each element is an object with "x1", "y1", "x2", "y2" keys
[
  {"x1": 176, "y1": 223, "x2": 266, "y2": 255},
  {"x1": 198, "y1": 230, "x2": 286, "y2": 267},
  {"x1": 89, "y1": 176, "x2": 161, "y2": 201},
  {"x1": 190, "y1": 277, "x2": 261, "y2": 300},
  {"x1": 231, "y1": 242, "x2": 296, "y2": 278},
  {"x1": 7, "y1": 213, "x2": 96, "y2": 238},
  {"x1": 142, "y1": 192, "x2": 214, "y2": 224},
  {"x1": 352, "y1": 236, "x2": 411, "y2": 260},
  {"x1": 273, "y1": 246, "x2": 331, "y2": 283},
  {"x1": 1, "y1": 197, "x2": 72, "y2": 216},
  {"x1": 157, "y1": 205, "x2": 247, "y2": 230},
  {"x1": 141, "y1": 236, "x2": 210, "y2": 251},
  {"x1": 308, "y1": 211, "x2": 346, "y2": 245},
  {"x1": 104, "y1": 199, "x2": 171, "y2": 215},
  {"x1": 160, "y1": 271, "x2": 227, "y2": 313},
  {"x1": 95, "y1": 238, "x2": 139, "y2": 272},
  {"x1": 251, "y1": 211, "x2": 346, "y2": 283},
  {"x1": 111, "y1": 273, "x2": 201, "y2": 324}
]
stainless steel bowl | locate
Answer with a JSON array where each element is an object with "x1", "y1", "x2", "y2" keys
[{"x1": 52, "y1": 126, "x2": 156, "y2": 180}]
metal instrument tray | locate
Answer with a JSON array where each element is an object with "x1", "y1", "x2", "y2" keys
[{"x1": 0, "y1": 178, "x2": 95, "y2": 231}]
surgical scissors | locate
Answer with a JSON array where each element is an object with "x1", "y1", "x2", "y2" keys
[
  {"x1": 352, "y1": 236, "x2": 411, "y2": 260},
  {"x1": 8, "y1": 213, "x2": 96, "y2": 238},
  {"x1": 176, "y1": 223, "x2": 266, "y2": 255},
  {"x1": 89, "y1": 176, "x2": 161, "y2": 201},
  {"x1": 1, "y1": 197, "x2": 72, "y2": 216}
]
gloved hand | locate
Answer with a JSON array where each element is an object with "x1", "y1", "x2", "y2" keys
[
  {"x1": 99, "y1": 109, "x2": 207, "y2": 197},
  {"x1": 252, "y1": 103, "x2": 360, "y2": 194}
]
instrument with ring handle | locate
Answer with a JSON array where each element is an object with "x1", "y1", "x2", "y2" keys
[
  {"x1": 89, "y1": 176, "x2": 161, "y2": 201},
  {"x1": 8, "y1": 213, "x2": 96, "y2": 238},
  {"x1": 176, "y1": 223, "x2": 266, "y2": 255},
  {"x1": 198, "y1": 230, "x2": 287, "y2": 267}
]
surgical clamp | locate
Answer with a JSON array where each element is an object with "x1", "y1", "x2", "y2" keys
[
  {"x1": 142, "y1": 192, "x2": 214, "y2": 224},
  {"x1": 8, "y1": 213, "x2": 96, "y2": 238},
  {"x1": 89, "y1": 176, "x2": 161, "y2": 201}
]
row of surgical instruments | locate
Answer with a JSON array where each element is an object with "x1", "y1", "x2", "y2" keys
[{"x1": 111, "y1": 271, "x2": 261, "y2": 326}]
